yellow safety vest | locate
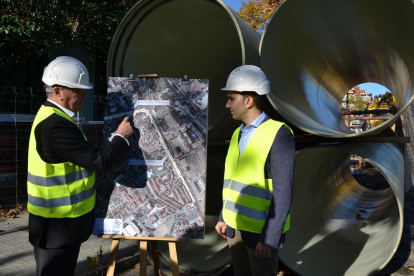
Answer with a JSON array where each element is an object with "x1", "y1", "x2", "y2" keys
[
  {"x1": 27, "y1": 105, "x2": 96, "y2": 218},
  {"x1": 222, "y1": 119, "x2": 292, "y2": 234}
]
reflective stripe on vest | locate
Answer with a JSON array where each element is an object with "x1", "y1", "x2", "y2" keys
[
  {"x1": 27, "y1": 169, "x2": 93, "y2": 187},
  {"x1": 28, "y1": 182, "x2": 96, "y2": 209},
  {"x1": 27, "y1": 105, "x2": 96, "y2": 218},
  {"x1": 222, "y1": 119, "x2": 292, "y2": 234},
  {"x1": 223, "y1": 179, "x2": 273, "y2": 200}
]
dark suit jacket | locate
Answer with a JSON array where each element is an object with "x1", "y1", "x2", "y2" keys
[
  {"x1": 29, "y1": 101, "x2": 130, "y2": 249},
  {"x1": 219, "y1": 116, "x2": 296, "y2": 249}
]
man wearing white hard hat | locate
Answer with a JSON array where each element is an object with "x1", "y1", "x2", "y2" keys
[
  {"x1": 27, "y1": 56, "x2": 133, "y2": 276},
  {"x1": 215, "y1": 65, "x2": 295, "y2": 276}
]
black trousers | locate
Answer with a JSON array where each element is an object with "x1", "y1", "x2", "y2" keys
[{"x1": 34, "y1": 244, "x2": 81, "y2": 276}]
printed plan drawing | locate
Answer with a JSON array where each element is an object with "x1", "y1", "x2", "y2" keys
[{"x1": 94, "y1": 77, "x2": 208, "y2": 239}]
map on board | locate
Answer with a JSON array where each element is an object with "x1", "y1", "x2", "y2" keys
[{"x1": 94, "y1": 77, "x2": 208, "y2": 239}]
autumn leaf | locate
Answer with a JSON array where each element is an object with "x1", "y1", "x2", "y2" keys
[{"x1": 238, "y1": 0, "x2": 283, "y2": 33}]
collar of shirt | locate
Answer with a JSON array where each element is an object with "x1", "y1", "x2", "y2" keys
[
  {"x1": 238, "y1": 112, "x2": 267, "y2": 156},
  {"x1": 240, "y1": 111, "x2": 267, "y2": 133},
  {"x1": 47, "y1": 99, "x2": 75, "y2": 118}
]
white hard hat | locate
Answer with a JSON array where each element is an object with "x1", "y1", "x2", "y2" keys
[
  {"x1": 221, "y1": 65, "x2": 270, "y2": 95},
  {"x1": 42, "y1": 56, "x2": 93, "y2": 89}
]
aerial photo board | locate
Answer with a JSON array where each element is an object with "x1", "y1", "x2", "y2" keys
[{"x1": 94, "y1": 77, "x2": 209, "y2": 239}]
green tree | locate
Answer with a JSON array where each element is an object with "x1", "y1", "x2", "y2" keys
[
  {"x1": 376, "y1": 92, "x2": 394, "y2": 108},
  {"x1": 0, "y1": 0, "x2": 138, "y2": 89},
  {"x1": 0, "y1": 1, "x2": 71, "y2": 88},
  {"x1": 354, "y1": 95, "x2": 367, "y2": 111},
  {"x1": 238, "y1": 0, "x2": 283, "y2": 32}
]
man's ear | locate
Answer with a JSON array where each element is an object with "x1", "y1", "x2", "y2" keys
[
  {"x1": 244, "y1": 95, "x2": 254, "y2": 109},
  {"x1": 53, "y1": 87, "x2": 62, "y2": 98}
]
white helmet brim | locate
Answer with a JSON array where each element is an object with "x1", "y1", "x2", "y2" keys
[
  {"x1": 42, "y1": 56, "x2": 94, "y2": 89},
  {"x1": 221, "y1": 65, "x2": 270, "y2": 95}
]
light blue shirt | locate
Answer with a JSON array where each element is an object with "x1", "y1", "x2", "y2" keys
[{"x1": 239, "y1": 112, "x2": 267, "y2": 157}]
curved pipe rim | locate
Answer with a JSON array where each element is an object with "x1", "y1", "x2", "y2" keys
[{"x1": 107, "y1": 0, "x2": 254, "y2": 77}]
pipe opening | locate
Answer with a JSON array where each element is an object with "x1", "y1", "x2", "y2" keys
[
  {"x1": 350, "y1": 155, "x2": 390, "y2": 190},
  {"x1": 281, "y1": 144, "x2": 404, "y2": 275},
  {"x1": 260, "y1": 0, "x2": 414, "y2": 138},
  {"x1": 341, "y1": 83, "x2": 396, "y2": 134}
]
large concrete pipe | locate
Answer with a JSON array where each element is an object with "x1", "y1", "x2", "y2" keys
[
  {"x1": 260, "y1": 0, "x2": 414, "y2": 137},
  {"x1": 106, "y1": 1, "x2": 260, "y2": 273},
  {"x1": 107, "y1": 0, "x2": 261, "y2": 142},
  {"x1": 280, "y1": 143, "x2": 404, "y2": 275},
  {"x1": 401, "y1": 104, "x2": 414, "y2": 192}
]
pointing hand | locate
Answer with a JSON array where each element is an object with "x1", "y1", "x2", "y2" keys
[{"x1": 116, "y1": 116, "x2": 134, "y2": 139}]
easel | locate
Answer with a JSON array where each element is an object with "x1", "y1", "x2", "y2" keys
[
  {"x1": 101, "y1": 73, "x2": 189, "y2": 276},
  {"x1": 100, "y1": 235, "x2": 185, "y2": 276}
]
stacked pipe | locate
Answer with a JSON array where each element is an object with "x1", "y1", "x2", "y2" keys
[
  {"x1": 282, "y1": 144, "x2": 404, "y2": 275},
  {"x1": 107, "y1": 0, "x2": 261, "y2": 142},
  {"x1": 107, "y1": 0, "x2": 260, "y2": 273},
  {"x1": 107, "y1": 0, "x2": 414, "y2": 275},
  {"x1": 260, "y1": 0, "x2": 414, "y2": 275}
]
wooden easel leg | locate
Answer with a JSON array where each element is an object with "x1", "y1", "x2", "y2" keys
[
  {"x1": 140, "y1": 241, "x2": 148, "y2": 276},
  {"x1": 168, "y1": 241, "x2": 179, "y2": 276},
  {"x1": 151, "y1": 241, "x2": 161, "y2": 276},
  {"x1": 106, "y1": 238, "x2": 120, "y2": 276}
]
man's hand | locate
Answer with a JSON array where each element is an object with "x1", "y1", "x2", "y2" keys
[
  {"x1": 215, "y1": 221, "x2": 227, "y2": 239},
  {"x1": 116, "y1": 116, "x2": 134, "y2": 139},
  {"x1": 255, "y1": 241, "x2": 272, "y2": 258}
]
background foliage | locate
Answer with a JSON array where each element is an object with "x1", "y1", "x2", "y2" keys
[
  {"x1": 238, "y1": 0, "x2": 282, "y2": 32},
  {"x1": 0, "y1": 0, "x2": 274, "y2": 115},
  {"x1": 0, "y1": 0, "x2": 139, "y2": 89}
]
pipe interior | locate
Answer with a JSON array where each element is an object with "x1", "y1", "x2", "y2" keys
[
  {"x1": 107, "y1": 0, "x2": 260, "y2": 141},
  {"x1": 261, "y1": 0, "x2": 414, "y2": 137},
  {"x1": 280, "y1": 145, "x2": 404, "y2": 275}
]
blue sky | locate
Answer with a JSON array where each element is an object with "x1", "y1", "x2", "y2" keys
[
  {"x1": 222, "y1": 0, "x2": 243, "y2": 11},
  {"x1": 357, "y1": 83, "x2": 390, "y2": 96}
]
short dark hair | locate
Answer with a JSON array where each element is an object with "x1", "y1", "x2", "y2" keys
[{"x1": 242, "y1": 92, "x2": 266, "y2": 111}]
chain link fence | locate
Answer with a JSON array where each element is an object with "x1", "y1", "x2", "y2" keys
[{"x1": 0, "y1": 86, "x2": 107, "y2": 205}]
